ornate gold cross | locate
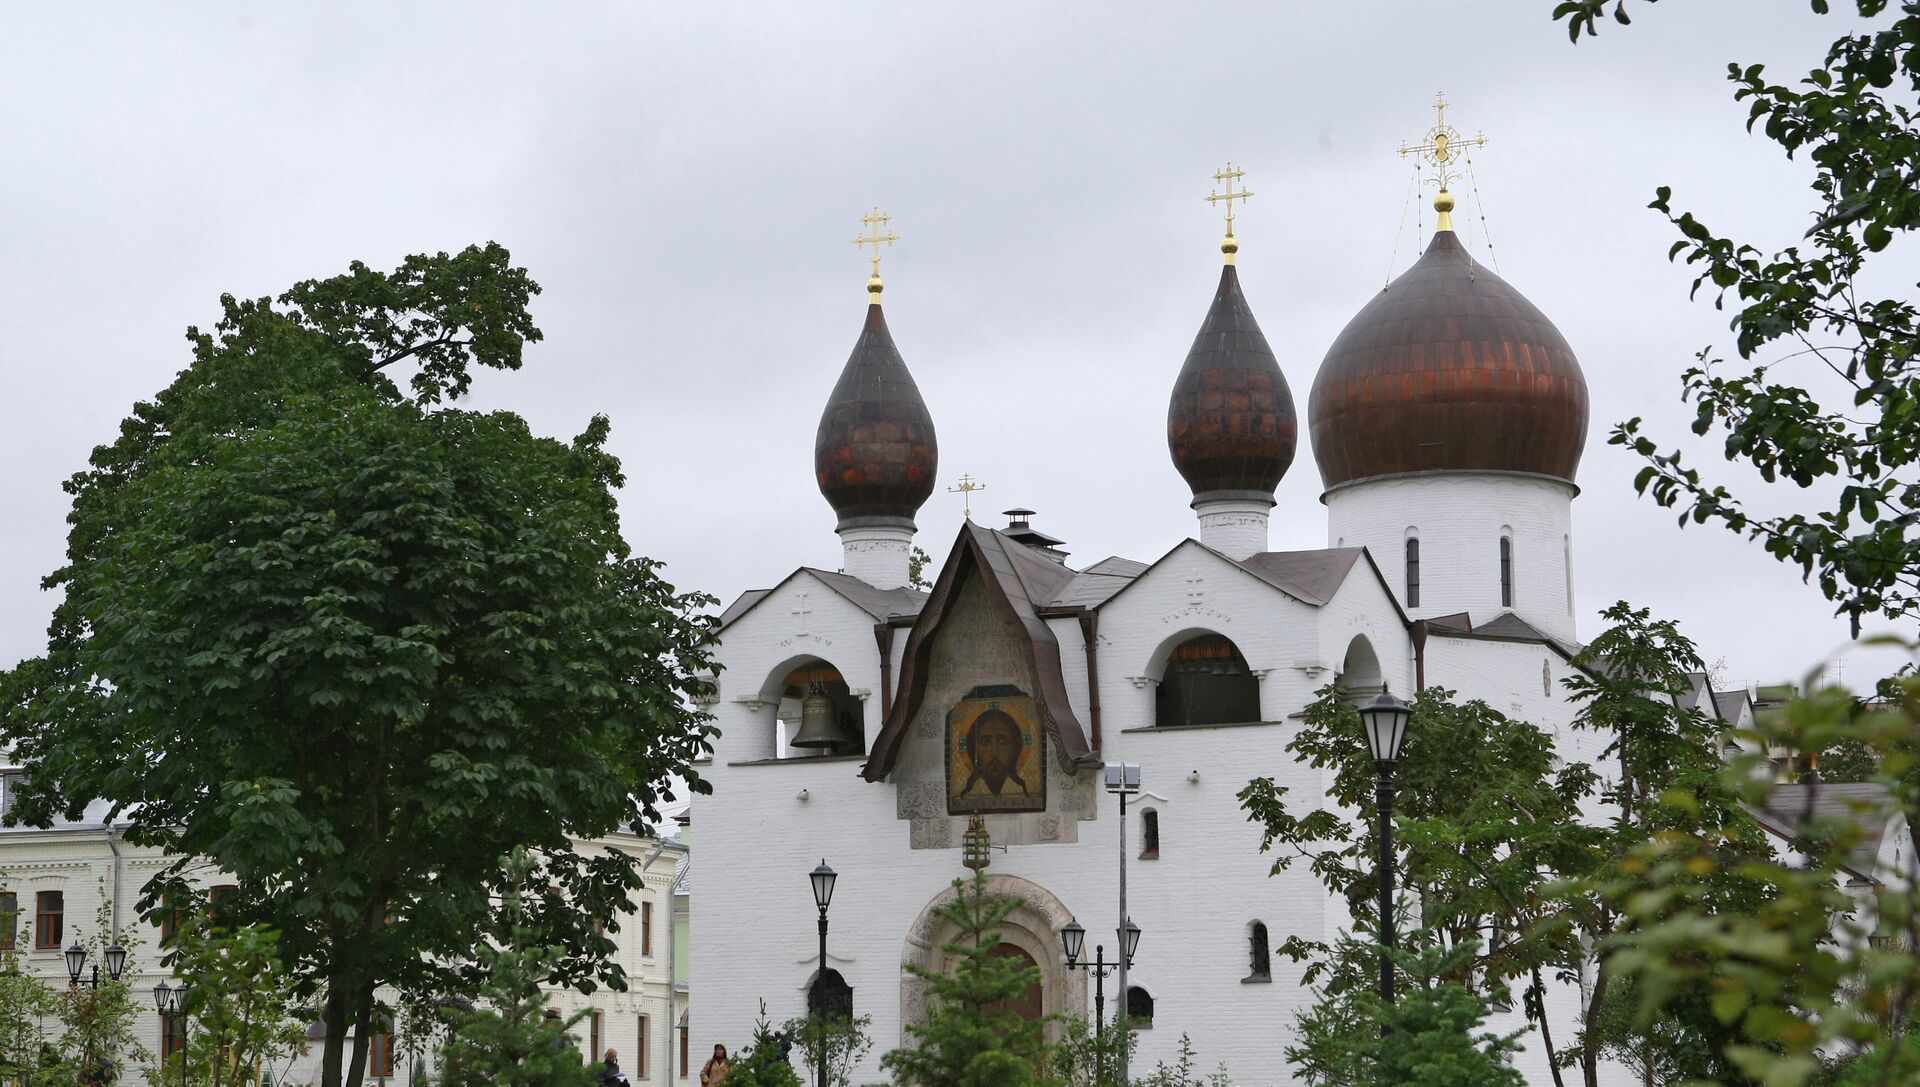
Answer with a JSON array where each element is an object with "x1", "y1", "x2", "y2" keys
[
  {"x1": 1205, "y1": 163, "x2": 1254, "y2": 238},
  {"x1": 947, "y1": 473, "x2": 987, "y2": 519},
  {"x1": 1397, "y1": 92, "x2": 1487, "y2": 193},
  {"x1": 853, "y1": 208, "x2": 899, "y2": 279}
]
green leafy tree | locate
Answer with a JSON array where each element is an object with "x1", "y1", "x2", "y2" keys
[
  {"x1": 1551, "y1": 0, "x2": 1920, "y2": 633},
  {"x1": 437, "y1": 849, "x2": 593, "y2": 1087},
  {"x1": 781, "y1": 1012, "x2": 872, "y2": 1087},
  {"x1": 0, "y1": 925, "x2": 58, "y2": 1081},
  {"x1": 1132, "y1": 1032, "x2": 1235, "y2": 1087},
  {"x1": 0, "y1": 245, "x2": 719, "y2": 1087},
  {"x1": 1046, "y1": 1015, "x2": 1134, "y2": 1087},
  {"x1": 150, "y1": 920, "x2": 307, "y2": 1087},
  {"x1": 1287, "y1": 942, "x2": 1525, "y2": 1087},
  {"x1": 882, "y1": 872, "x2": 1058, "y2": 1087}
]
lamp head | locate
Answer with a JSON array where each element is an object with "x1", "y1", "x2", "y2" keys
[
  {"x1": 64, "y1": 942, "x2": 86, "y2": 984},
  {"x1": 809, "y1": 860, "x2": 837, "y2": 912},
  {"x1": 1060, "y1": 920, "x2": 1086, "y2": 965},
  {"x1": 104, "y1": 942, "x2": 128, "y2": 981},
  {"x1": 152, "y1": 981, "x2": 172, "y2": 1012},
  {"x1": 1359, "y1": 688, "x2": 1413, "y2": 766},
  {"x1": 1122, "y1": 917, "x2": 1142, "y2": 963}
]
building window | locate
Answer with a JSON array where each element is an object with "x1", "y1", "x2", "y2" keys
[
  {"x1": 808, "y1": 968, "x2": 854, "y2": 1020},
  {"x1": 680, "y1": 1015, "x2": 690, "y2": 1079},
  {"x1": 589, "y1": 1010, "x2": 602, "y2": 1064},
  {"x1": 209, "y1": 884, "x2": 236, "y2": 928},
  {"x1": 35, "y1": 890, "x2": 63, "y2": 950},
  {"x1": 0, "y1": 891, "x2": 14, "y2": 951},
  {"x1": 1499, "y1": 536, "x2": 1513, "y2": 608},
  {"x1": 367, "y1": 1015, "x2": 394, "y2": 1077},
  {"x1": 1126, "y1": 985, "x2": 1154, "y2": 1027},
  {"x1": 643, "y1": 900, "x2": 654, "y2": 956},
  {"x1": 636, "y1": 1015, "x2": 649, "y2": 1078},
  {"x1": 161, "y1": 1010, "x2": 187, "y2": 1062},
  {"x1": 1244, "y1": 921, "x2": 1271, "y2": 983},
  {"x1": 1155, "y1": 634, "x2": 1261, "y2": 727},
  {"x1": 1405, "y1": 536, "x2": 1421, "y2": 608},
  {"x1": 1140, "y1": 809, "x2": 1160, "y2": 860}
]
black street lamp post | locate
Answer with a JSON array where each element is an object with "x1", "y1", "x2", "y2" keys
[
  {"x1": 1359, "y1": 688, "x2": 1413, "y2": 1014},
  {"x1": 152, "y1": 981, "x2": 191, "y2": 1087},
  {"x1": 808, "y1": 860, "x2": 837, "y2": 1087},
  {"x1": 1061, "y1": 918, "x2": 1139, "y2": 1087}
]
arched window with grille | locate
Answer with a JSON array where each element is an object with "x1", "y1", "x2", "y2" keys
[
  {"x1": 1405, "y1": 535, "x2": 1421, "y2": 608},
  {"x1": 1244, "y1": 921, "x2": 1271, "y2": 983},
  {"x1": 1126, "y1": 985, "x2": 1154, "y2": 1027},
  {"x1": 1140, "y1": 809, "x2": 1160, "y2": 860}
]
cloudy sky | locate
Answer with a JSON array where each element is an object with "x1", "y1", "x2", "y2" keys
[{"x1": 2, "y1": 2, "x2": 1911, "y2": 694}]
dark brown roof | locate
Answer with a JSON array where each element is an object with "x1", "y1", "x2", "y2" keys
[
  {"x1": 815, "y1": 303, "x2": 938, "y2": 529},
  {"x1": 862, "y1": 523, "x2": 1094, "y2": 782},
  {"x1": 716, "y1": 568, "x2": 926, "y2": 633},
  {"x1": 1309, "y1": 229, "x2": 1589, "y2": 490},
  {"x1": 1166, "y1": 263, "x2": 1298, "y2": 503},
  {"x1": 1423, "y1": 610, "x2": 1579, "y2": 660},
  {"x1": 1236, "y1": 548, "x2": 1364, "y2": 607}
]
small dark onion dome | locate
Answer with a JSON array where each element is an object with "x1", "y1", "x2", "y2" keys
[
  {"x1": 1309, "y1": 224, "x2": 1589, "y2": 490},
  {"x1": 814, "y1": 302, "x2": 939, "y2": 529},
  {"x1": 1166, "y1": 262, "x2": 1298, "y2": 504}
]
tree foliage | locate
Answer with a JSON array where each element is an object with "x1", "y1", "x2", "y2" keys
[
  {"x1": 782, "y1": 1012, "x2": 873, "y2": 1087},
  {"x1": 1287, "y1": 942, "x2": 1526, "y2": 1087},
  {"x1": 154, "y1": 920, "x2": 308, "y2": 1087},
  {"x1": 881, "y1": 872, "x2": 1058, "y2": 1087},
  {"x1": 1552, "y1": 0, "x2": 1920, "y2": 632},
  {"x1": 0, "y1": 244, "x2": 718, "y2": 1087}
]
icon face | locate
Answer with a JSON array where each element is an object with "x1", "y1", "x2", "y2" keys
[{"x1": 945, "y1": 688, "x2": 1047, "y2": 815}]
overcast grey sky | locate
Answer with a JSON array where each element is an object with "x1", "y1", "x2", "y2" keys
[{"x1": 2, "y1": 2, "x2": 1912, "y2": 694}]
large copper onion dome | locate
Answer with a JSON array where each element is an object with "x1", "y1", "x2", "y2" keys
[
  {"x1": 1309, "y1": 228, "x2": 1589, "y2": 491},
  {"x1": 814, "y1": 301, "x2": 938, "y2": 529},
  {"x1": 1167, "y1": 262, "x2": 1298, "y2": 503}
]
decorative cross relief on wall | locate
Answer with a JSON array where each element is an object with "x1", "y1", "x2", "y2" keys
[
  {"x1": 1185, "y1": 576, "x2": 1205, "y2": 603},
  {"x1": 790, "y1": 591, "x2": 812, "y2": 634}
]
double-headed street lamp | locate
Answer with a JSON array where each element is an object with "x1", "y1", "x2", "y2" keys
[
  {"x1": 153, "y1": 981, "x2": 192, "y2": 1087},
  {"x1": 1359, "y1": 688, "x2": 1413, "y2": 1011},
  {"x1": 64, "y1": 940, "x2": 128, "y2": 989},
  {"x1": 1103, "y1": 762, "x2": 1141, "y2": 1085},
  {"x1": 808, "y1": 860, "x2": 837, "y2": 1087},
  {"x1": 1061, "y1": 917, "x2": 1140, "y2": 1086}
]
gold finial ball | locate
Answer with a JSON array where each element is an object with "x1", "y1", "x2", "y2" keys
[
  {"x1": 868, "y1": 275, "x2": 884, "y2": 299},
  {"x1": 1434, "y1": 189, "x2": 1457, "y2": 214},
  {"x1": 1221, "y1": 235, "x2": 1240, "y2": 256}
]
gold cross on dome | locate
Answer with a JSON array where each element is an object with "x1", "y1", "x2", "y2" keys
[
  {"x1": 853, "y1": 208, "x2": 899, "y2": 279},
  {"x1": 947, "y1": 473, "x2": 987, "y2": 519},
  {"x1": 1397, "y1": 92, "x2": 1487, "y2": 193},
  {"x1": 1205, "y1": 163, "x2": 1254, "y2": 238}
]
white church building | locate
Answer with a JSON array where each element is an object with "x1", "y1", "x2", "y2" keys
[{"x1": 692, "y1": 164, "x2": 1658, "y2": 1085}]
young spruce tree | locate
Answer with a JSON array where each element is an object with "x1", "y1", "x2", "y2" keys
[{"x1": 882, "y1": 871, "x2": 1056, "y2": 1087}]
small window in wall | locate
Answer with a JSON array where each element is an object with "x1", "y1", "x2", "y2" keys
[
  {"x1": 1156, "y1": 635, "x2": 1261, "y2": 727},
  {"x1": 35, "y1": 890, "x2": 63, "y2": 950},
  {"x1": 1140, "y1": 809, "x2": 1160, "y2": 860},
  {"x1": 1499, "y1": 536, "x2": 1514, "y2": 608},
  {"x1": 0, "y1": 891, "x2": 14, "y2": 951},
  {"x1": 0, "y1": 772, "x2": 21, "y2": 821},
  {"x1": 1405, "y1": 536, "x2": 1421, "y2": 609},
  {"x1": 209, "y1": 884, "x2": 236, "y2": 929},
  {"x1": 680, "y1": 1014, "x2": 691, "y2": 1078},
  {"x1": 161, "y1": 1010, "x2": 187, "y2": 1061},
  {"x1": 809, "y1": 968, "x2": 854, "y2": 1020},
  {"x1": 643, "y1": 899, "x2": 654, "y2": 956},
  {"x1": 589, "y1": 1010, "x2": 602, "y2": 1064},
  {"x1": 636, "y1": 1015, "x2": 649, "y2": 1078},
  {"x1": 1244, "y1": 921, "x2": 1271, "y2": 983},
  {"x1": 1126, "y1": 985, "x2": 1154, "y2": 1027}
]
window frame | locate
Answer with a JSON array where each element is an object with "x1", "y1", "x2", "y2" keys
[
  {"x1": 1140, "y1": 809, "x2": 1160, "y2": 860},
  {"x1": 35, "y1": 890, "x2": 63, "y2": 951},
  {"x1": 0, "y1": 890, "x2": 15, "y2": 951},
  {"x1": 1244, "y1": 920, "x2": 1272, "y2": 983},
  {"x1": 642, "y1": 899, "x2": 654, "y2": 957},
  {"x1": 1499, "y1": 535, "x2": 1514, "y2": 608},
  {"x1": 1405, "y1": 536, "x2": 1421, "y2": 609},
  {"x1": 367, "y1": 1015, "x2": 395, "y2": 1078},
  {"x1": 636, "y1": 1014, "x2": 649, "y2": 1078}
]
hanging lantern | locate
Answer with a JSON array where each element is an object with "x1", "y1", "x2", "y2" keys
[{"x1": 962, "y1": 814, "x2": 992, "y2": 871}]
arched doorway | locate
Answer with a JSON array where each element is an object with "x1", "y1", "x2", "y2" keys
[
  {"x1": 983, "y1": 945, "x2": 1043, "y2": 1021},
  {"x1": 900, "y1": 874, "x2": 1084, "y2": 1045}
]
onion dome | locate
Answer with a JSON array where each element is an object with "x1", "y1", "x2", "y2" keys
[
  {"x1": 1166, "y1": 261, "x2": 1298, "y2": 504},
  {"x1": 814, "y1": 299, "x2": 939, "y2": 530},
  {"x1": 1309, "y1": 204, "x2": 1589, "y2": 491}
]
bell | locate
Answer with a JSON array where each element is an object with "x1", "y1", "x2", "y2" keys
[{"x1": 790, "y1": 688, "x2": 853, "y2": 749}]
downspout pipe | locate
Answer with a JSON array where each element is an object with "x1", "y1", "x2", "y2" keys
[{"x1": 103, "y1": 821, "x2": 123, "y2": 939}]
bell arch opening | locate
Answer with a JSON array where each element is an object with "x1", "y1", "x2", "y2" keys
[
  {"x1": 1151, "y1": 632, "x2": 1262, "y2": 727},
  {"x1": 1336, "y1": 635, "x2": 1384, "y2": 703},
  {"x1": 757, "y1": 654, "x2": 866, "y2": 759}
]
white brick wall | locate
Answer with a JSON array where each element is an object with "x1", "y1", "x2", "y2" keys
[{"x1": 1326, "y1": 472, "x2": 1579, "y2": 645}]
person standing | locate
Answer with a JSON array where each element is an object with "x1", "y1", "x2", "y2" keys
[
  {"x1": 700, "y1": 1043, "x2": 730, "y2": 1086},
  {"x1": 599, "y1": 1048, "x2": 626, "y2": 1086}
]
